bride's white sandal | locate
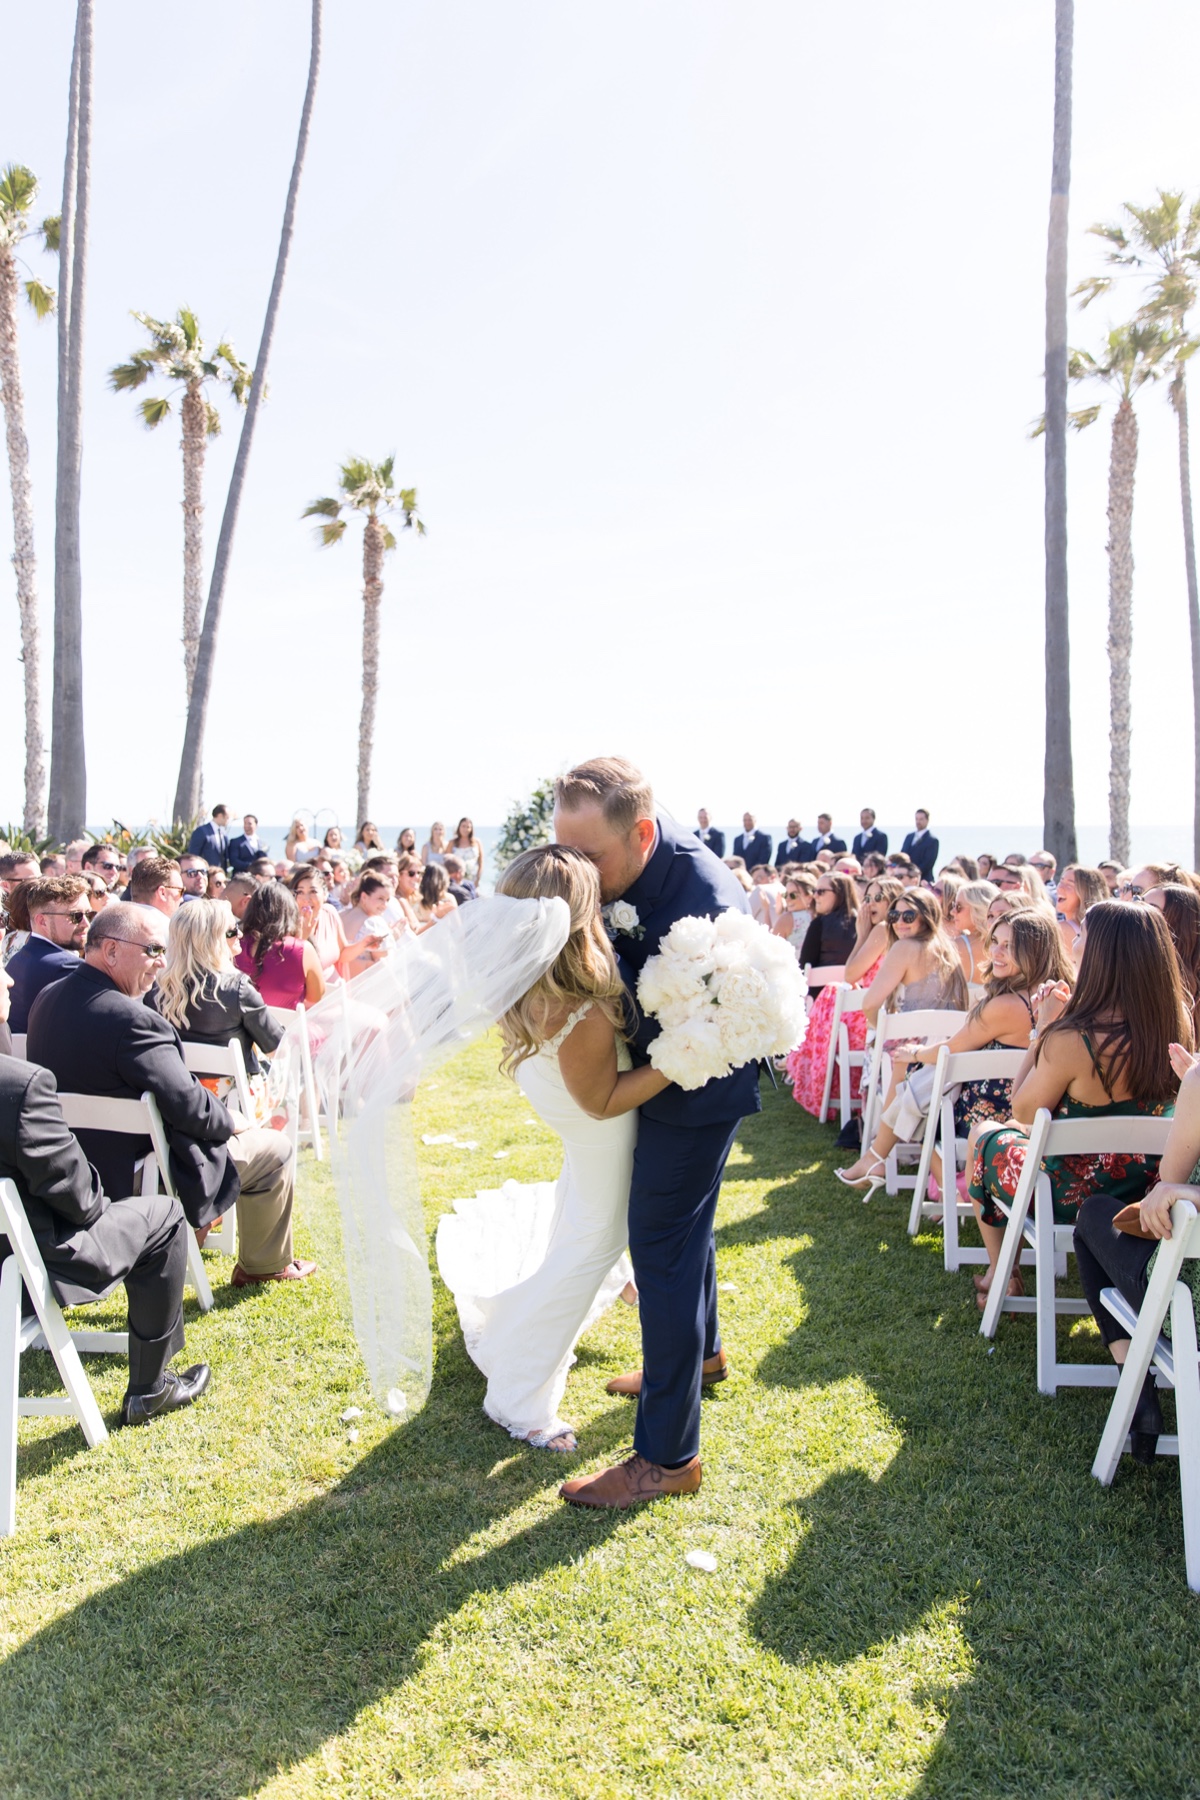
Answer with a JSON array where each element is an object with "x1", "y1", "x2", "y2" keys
[
  {"x1": 522, "y1": 1425, "x2": 578, "y2": 1453},
  {"x1": 833, "y1": 1156, "x2": 886, "y2": 1203}
]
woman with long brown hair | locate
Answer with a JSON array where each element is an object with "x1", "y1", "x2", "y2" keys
[
  {"x1": 968, "y1": 901, "x2": 1190, "y2": 1307},
  {"x1": 1054, "y1": 863, "x2": 1108, "y2": 963},
  {"x1": 435, "y1": 844, "x2": 670, "y2": 1455},
  {"x1": 1146, "y1": 882, "x2": 1200, "y2": 1038},
  {"x1": 785, "y1": 872, "x2": 860, "y2": 1117}
]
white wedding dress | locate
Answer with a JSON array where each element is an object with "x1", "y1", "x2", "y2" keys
[{"x1": 435, "y1": 1003, "x2": 635, "y2": 1444}]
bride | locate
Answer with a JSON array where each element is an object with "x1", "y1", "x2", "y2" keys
[{"x1": 436, "y1": 844, "x2": 670, "y2": 1452}]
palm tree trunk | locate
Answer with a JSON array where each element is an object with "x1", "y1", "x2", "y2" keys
[
  {"x1": 356, "y1": 515, "x2": 385, "y2": 825},
  {"x1": 48, "y1": 0, "x2": 92, "y2": 843},
  {"x1": 172, "y1": 0, "x2": 322, "y2": 824},
  {"x1": 0, "y1": 247, "x2": 47, "y2": 835},
  {"x1": 180, "y1": 378, "x2": 205, "y2": 702},
  {"x1": 1042, "y1": 0, "x2": 1077, "y2": 865},
  {"x1": 1171, "y1": 367, "x2": 1200, "y2": 867},
  {"x1": 1106, "y1": 398, "x2": 1137, "y2": 866}
]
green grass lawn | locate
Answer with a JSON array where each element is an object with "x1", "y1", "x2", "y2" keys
[{"x1": 2, "y1": 1037, "x2": 1200, "y2": 1799}]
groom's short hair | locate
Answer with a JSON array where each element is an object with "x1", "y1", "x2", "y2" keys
[{"x1": 556, "y1": 758, "x2": 654, "y2": 835}]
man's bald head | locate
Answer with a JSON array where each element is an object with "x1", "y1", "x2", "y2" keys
[{"x1": 85, "y1": 902, "x2": 168, "y2": 995}]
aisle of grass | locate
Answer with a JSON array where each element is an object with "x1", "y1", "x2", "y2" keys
[{"x1": 2, "y1": 1036, "x2": 1200, "y2": 1798}]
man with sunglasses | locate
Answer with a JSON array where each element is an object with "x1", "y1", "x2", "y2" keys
[
  {"x1": 6, "y1": 876, "x2": 91, "y2": 1032},
  {"x1": 81, "y1": 842, "x2": 124, "y2": 891}
]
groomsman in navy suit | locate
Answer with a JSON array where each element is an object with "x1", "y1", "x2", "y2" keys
[
  {"x1": 901, "y1": 809, "x2": 940, "y2": 881},
  {"x1": 694, "y1": 807, "x2": 725, "y2": 860},
  {"x1": 6, "y1": 877, "x2": 89, "y2": 1032},
  {"x1": 554, "y1": 759, "x2": 759, "y2": 1509},
  {"x1": 774, "y1": 819, "x2": 813, "y2": 868},
  {"x1": 733, "y1": 812, "x2": 772, "y2": 867},
  {"x1": 852, "y1": 808, "x2": 888, "y2": 859},
  {"x1": 187, "y1": 805, "x2": 231, "y2": 871},
  {"x1": 810, "y1": 813, "x2": 847, "y2": 855}
]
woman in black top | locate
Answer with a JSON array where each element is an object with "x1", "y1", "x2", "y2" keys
[{"x1": 799, "y1": 872, "x2": 859, "y2": 970}]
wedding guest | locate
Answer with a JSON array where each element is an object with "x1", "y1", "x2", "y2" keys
[
  {"x1": 811, "y1": 813, "x2": 847, "y2": 855},
  {"x1": 734, "y1": 813, "x2": 771, "y2": 866},
  {"x1": 188, "y1": 805, "x2": 232, "y2": 870},
  {"x1": 448, "y1": 818, "x2": 484, "y2": 885},
  {"x1": 950, "y1": 880, "x2": 1001, "y2": 992},
  {"x1": 178, "y1": 854, "x2": 210, "y2": 904},
  {"x1": 285, "y1": 818, "x2": 320, "y2": 864},
  {"x1": 148, "y1": 897, "x2": 284, "y2": 1072},
  {"x1": 205, "y1": 866, "x2": 228, "y2": 900},
  {"x1": 852, "y1": 808, "x2": 888, "y2": 859},
  {"x1": 226, "y1": 874, "x2": 255, "y2": 921},
  {"x1": 1146, "y1": 882, "x2": 1200, "y2": 1038},
  {"x1": 861, "y1": 851, "x2": 888, "y2": 880},
  {"x1": 249, "y1": 857, "x2": 276, "y2": 884},
  {"x1": 799, "y1": 872, "x2": 859, "y2": 975},
  {"x1": 977, "y1": 853, "x2": 997, "y2": 880},
  {"x1": 695, "y1": 808, "x2": 725, "y2": 859},
  {"x1": 64, "y1": 838, "x2": 88, "y2": 875},
  {"x1": 235, "y1": 881, "x2": 326, "y2": 1009},
  {"x1": 29, "y1": 903, "x2": 314, "y2": 1288},
  {"x1": 81, "y1": 873, "x2": 112, "y2": 916},
  {"x1": 1030, "y1": 851, "x2": 1058, "y2": 899},
  {"x1": 287, "y1": 864, "x2": 367, "y2": 982},
  {"x1": 82, "y1": 843, "x2": 123, "y2": 890},
  {"x1": 886, "y1": 852, "x2": 921, "y2": 889},
  {"x1": 416, "y1": 863, "x2": 458, "y2": 924},
  {"x1": 355, "y1": 821, "x2": 385, "y2": 857},
  {"x1": 228, "y1": 813, "x2": 264, "y2": 874},
  {"x1": 856, "y1": 887, "x2": 967, "y2": 1031},
  {"x1": 771, "y1": 871, "x2": 816, "y2": 959},
  {"x1": 934, "y1": 870, "x2": 963, "y2": 926},
  {"x1": 968, "y1": 901, "x2": 1186, "y2": 1310},
  {"x1": 1097, "y1": 859, "x2": 1123, "y2": 894},
  {"x1": 775, "y1": 820, "x2": 813, "y2": 868},
  {"x1": 339, "y1": 873, "x2": 401, "y2": 951},
  {"x1": 748, "y1": 864, "x2": 784, "y2": 929},
  {"x1": 129, "y1": 855, "x2": 184, "y2": 920},
  {"x1": 951, "y1": 855, "x2": 980, "y2": 882},
  {"x1": 901, "y1": 809, "x2": 939, "y2": 882},
  {"x1": 39, "y1": 854, "x2": 66, "y2": 877},
  {"x1": 846, "y1": 877, "x2": 904, "y2": 984},
  {"x1": 723, "y1": 856, "x2": 754, "y2": 894},
  {"x1": 1054, "y1": 864, "x2": 1108, "y2": 962},
  {"x1": 443, "y1": 853, "x2": 476, "y2": 905},
  {"x1": 0, "y1": 852, "x2": 39, "y2": 899},
  {"x1": 832, "y1": 855, "x2": 863, "y2": 880},
  {"x1": 1121, "y1": 860, "x2": 1200, "y2": 900},
  {"x1": 394, "y1": 827, "x2": 417, "y2": 857},
  {"x1": 7, "y1": 877, "x2": 90, "y2": 1030},
  {"x1": 421, "y1": 821, "x2": 449, "y2": 867},
  {"x1": 1, "y1": 879, "x2": 32, "y2": 964},
  {"x1": 326, "y1": 857, "x2": 351, "y2": 905},
  {"x1": 322, "y1": 825, "x2": 344, "y2": 853}
]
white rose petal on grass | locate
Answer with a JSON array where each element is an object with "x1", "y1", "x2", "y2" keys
[
  {"x1": 685, "y1": 1549, "x2": 718, "y2": 1573},
  {"x1": 339, "y1": 1406, "x2": 363, "y2": 1423},
  {"x1": 386, "y1": 1389, "x2": 407, "y2": 1414},
  {"x1": 718, "y1": 1282, "x2": 737, "y2": 1293},
  {"x1": 347, "y1": 1428, "x2": 360, "y2": 1444},
  {"x1": 493, "y1": 1150, "x2": 510, "y2": 1160},
  {"x1": 421, "y1": 1133, "x2": 455, "y2": 1145}
]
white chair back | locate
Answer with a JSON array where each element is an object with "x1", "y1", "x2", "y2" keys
[
  {"x1": 817, "y1": 984, "x2": 865, "y2": 1126},
  {"x1": 268, "y1": 1004, "x2": 323, "y2": 1160},
  {"x1": 907, "y1": 1045, "x2": 1026, "y2": 1260},
  {"x1": 860, "y1": 1008, "x2": 967, "y2": 1147},
  {"x1": 179, "y1": 1039, "x2": 255, "y2": 1254}
]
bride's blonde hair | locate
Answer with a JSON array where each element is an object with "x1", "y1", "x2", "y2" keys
[{"x1": 495, "y1": 845, "x2": 627, "y2": 1072}]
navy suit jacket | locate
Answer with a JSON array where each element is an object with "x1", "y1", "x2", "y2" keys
[
  {"x1": 615, "y1": 817, "x2": 761, "y2": 1129},
  {"x1": 774, "y1": 837, "x2": 814, "y2": 868},
  {"x1": 733, "y1": 829, "x2": 772, "y2": 868},
  {"x1": 7, "y1": 936, "x2": 81, "y2": 1033},
  {"x1": 188, "y1": 820, "x2": 229, "y2": 869},
  {"x1": 852, "y1": 828, "x2": 889, "y2": 858},
  {"x1": 694, "y1": 826, "x2": 725, "y2": 859},
  {"x1": 27, "y1": 962, "x2": 237, "y2": 1227},
  {"x1": 810, "y1": 833, "x2": 848, "y2": 856},
  {"x1": 228, "y1": 833, "x2": 263, "y2": 874},
  {"x1": 902, "y1": 830, "x2": 940, "y2": 880}
]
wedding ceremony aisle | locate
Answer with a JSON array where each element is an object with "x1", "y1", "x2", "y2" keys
[{"x1": 2, "y1": 1038, "x2": 1199, "y2": 1797}]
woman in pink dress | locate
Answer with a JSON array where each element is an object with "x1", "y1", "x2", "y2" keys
[
  {"x1": 235, "y1": 882, "x2": 326, "y2": 1010},
  {"x1": 787, "y1": 877, "x2": 901, "y2": 1117}
]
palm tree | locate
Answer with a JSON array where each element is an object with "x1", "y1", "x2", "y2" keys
[
  {"x1": 48, "y1": 0, "x2": 93, "y2": 844},
  {"x1": 1065, "y1": 322, "x2": 1171, "y2": 864},
  {"x1": 1042, "y1": 0, "x2": 1077, "y2": 865},
  {"x1": 1075, "y1": 191, "x2": 1200, "y2": 864},
  {"x1": 0, "y1": 165, "x2": 57, "y2": 835},
  {"x1": 109, "y1": 312, "x2": 251, "y2": 701},
  {"x1": 173, "y1": 0, "x2": 323, "y2": 824},
  {"x1": 303, "y1": 459, "x2": 424, "y2": 824}
]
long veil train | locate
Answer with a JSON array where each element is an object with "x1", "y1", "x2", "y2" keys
[{"x1": 290, "y1": 896, "x2": 570, "y2": 1415}]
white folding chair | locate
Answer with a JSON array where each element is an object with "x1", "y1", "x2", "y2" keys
[
  {"x1": 979, "y1": 1107, "x2": 1173, "y2": 1395},
  {"x1": 56, "y1": 1092, "x2": 214, "y2": 1314},
  {"x1": 817, "y1": 984, "x2": 865, "y2": 1127},
  {"x1": 907, "y1": 1045, "x2": 1027, "y2": 1263},
  {"x1": 803, "y1": 964, "x2": 846, "y2": 1018},
  {"x1": 1092, "y1": 1196, "x2": 1200, "y2": 1591},
  {"x1": 0, "y1": 1176, "x2": 112, "y2": 1537},
  {"x1": 9, "y1": 1034, "x2": 27, "y2": 1060},
  {"x1": 859, "y1": 1008, "x2": 967, "y2": 1163},
  {"x1": 268, "y1": 1004, "x2": 323, "y2": 1160},
  {"x1": 181, "y1": 1039, "x2": 255, "y2": 1255}
]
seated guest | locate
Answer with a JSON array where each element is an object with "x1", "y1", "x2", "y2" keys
[
  {"x1": 228, "y1": 813, "x2": 264, "y2": 874},
  {"x1": 226, "y1": 874, "x2": 256, "y2": 921},
  {"x1": 38, "y1": 854, "x2": 66, "y2": 877},
  {"x1": 82, "y1": 843, "x2": 123, "y2": 890},
  {"x1": 885, "y1": 852, "x2": 921, "y2": 889},
  {"x1": 0, "y1": 966, "x2": 209, "y2": 1426},
  {"x1": 1097, "y1": 859, "x2": 1122, "y2": 894},
  {"x1": 7, "y1": 876, "x2": 90, "y2": 1031},
  {"x1": 1146, "y1": 882, "x2": 1200, "y2": 1041},
  {"x1": 341, "y1": 872, "x2": 396, "y2": 946},
  {"x1": 148, "y1": 898, "x2": 284, "y2": 1072},
  {"x1": 857, "y1": 887, "x2": 968, "y2": 1027},
  {"x1": 205, "y1": 865, "x2": 229, "y2": 900},
  {"x1": 772, "y1": 870, "x2": 816, "y2": 959},
  {"x1": 949, "y1": 879, "x2": 1001, "y2": 993},
  {"x1": 1030, "y1": 851, "x2": 1058, "y2": 899},
  {"x1": 118, "y1": 845, "x2": 154, "y2": 900},
  {"x1": 775, "y1": 820, "x2": 812, "y2": 868},
  {"x1": 448, "y1": 817, "x2": 484, "y2": 885},
  {"x1": 325, "y1": 857, "x2": 351, "y2": 906},
  {"x1": 1075, "y1": 1054, "x2": 1200, "y2": 1461},
  {"x1": 187, "y1": 804, "x2": 231, "y2": 870},
  {"x1": 784, "y1": 873, "x2": 862, "y2": 1118},
  {"x1": 723, "y1": 855, "x2": 754, "y2": 894},
  {"x1": 1054, "y1": 863, "x2": 1107, "y2": 962},
  {"x1": 27, "y1": 904, "x2": 314, "y2": 1287},
  {"x1": 81, "y1": 872, "x2": 113, "y2": 917},
  {"x1": 977, "y1": 852, "x2": 997, "y2": 880},
  {"x1": 950, "y1": 854, "x2": 980, "y2": 882},
  {"x1": 235, "y1": 883, "x2": 326, "y2": 1009},
  {"x1": 844, "y1": 877, "x2": 904, "y2": 986},
  {"x1": 933, "y1": 870, "x2": 962, "y2": 924},
  {"x1": 129, "y1": 854, "x2": 184, "y2": 920},
  {"x1": 1121, "y1": 860, "x2": 1200, "y2": 900},
  {"x1": 1, "y1": 878, "x2": 32, "y2": 964},
  {"x1": 861, "y1": 850, "x2": 888, "y2": 880},
  {"x1": 287, "y1": 865, "x2": 370, "y2": 982},
  {"x1": 968, "y1": 901, "x2": 1186, "y2": 1311},
  {"x1": 249, "y1": 856, "x2": 276, "y2": 884},
  {"x1": 355, "y1": 821, "x2": 385, "y2": 857},
  {"x1": 393, "y1": 854, "x2": 427, "y2": 931},
  {"x1": 748, "y1": 864, "x2": 784, "y2": 929},
  {"x1": 421, "y1": 821, "x2": 449, "y2": 867},
  {"x1": 416, "y1": 862, "x2": 458, "y2": 924},
  {"x1": 178, "y1": 854, "x2": 210, "y2": 904},
  {"x1": 1, "y1": 850, "x2": 41, "y2": 898},
  {"x1": 695, "y1": 808, "x2": 725, "y2": 859},
  {"x1": 442, "y1": 853, "x2": 476, "y2": 905},
  {"x1": 64, "y1": 838, "x2": 89, "y2": 875}
]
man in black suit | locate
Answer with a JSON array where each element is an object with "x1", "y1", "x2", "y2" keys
[
  {"x1": 443, "y1": 854, "x2": 476, "y2": 905},
  {"x1": 0, "y1": 970, "x2": 208, "y2": 1425},
  {"x1": 694, "y1": 808, "x2": 725, "y2": 860},
  {"x1": 7, "y1": 876, "x2": 89, "y2": 1032},
  {"x1": 810, "y1": 813, "x2": 847, "y2": 856},
  {"x1": 774, "y1": 819, "x2": 813, "y2": 868},
  {"x1": 901, "y1": 809, "x2": 940, "y2": 882},
  {"x1": 28, "y1": 904, "x2": 314, "y2": 1289},
  {"x1": 187, "y1": 805, "x2": 231, "y2": 871},
  {"x1": 851, "y1": 808, "x2": 888, "y2": 860},
  {"x1": 733, "y1": 812, "x2": 771, "y2": 868}
]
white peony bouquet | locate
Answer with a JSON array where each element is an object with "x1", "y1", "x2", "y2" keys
[{"x1": 636, "y1": 911, "x2": 808, "y2": 1090}]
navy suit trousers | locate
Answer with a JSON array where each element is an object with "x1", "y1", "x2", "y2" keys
[{"x1": 629, "y1": 1113, "x2": 741, "y2": 1466}]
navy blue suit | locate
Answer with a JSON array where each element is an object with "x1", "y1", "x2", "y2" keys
[
  {"x1": 227, "y1": 833, "x2": 263, "y2": 875},
  {"x1": 7, "y1": 936, "x2": 81, "y2": 1033},
  {"x1": 733, "y1": 829, "x2": 772, "y2": 868},
  {"x1": 852, "y1": 828, "x2": 888, "y2": 858},
  {"x1": 902, "y1": 829, "x2": 940, "y2": 881},
  {"x1": 694, "y1": 825, "x2": 725, "y2": 859},
  {"x1": 188, "y1": 819, "x2": 229, "y2": 869},
  {"x1": 775, "y1": 836, "x2": 814, "y2": 868},
  {"x1": 615, "y1": 816, "x2": 760, "y2": 1466}
]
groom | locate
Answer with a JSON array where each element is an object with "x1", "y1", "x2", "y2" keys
[{"x1": 553, "y1": 757, "x2": 760, "y2": 1508}]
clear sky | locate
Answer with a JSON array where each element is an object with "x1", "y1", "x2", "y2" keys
[{"x1": 3, "y1": 1, "x2": 1200, "y2": 842}]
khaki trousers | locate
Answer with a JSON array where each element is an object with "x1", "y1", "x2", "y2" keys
[{"x1": 227, "y1": 1128, "x2": 295, "y2": 1274}]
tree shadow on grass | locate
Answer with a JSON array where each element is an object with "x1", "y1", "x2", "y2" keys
[
  {"x1": 738, "y1": 1092, "x2": 1200, "y2": 1797},
  {"x1": 0, "y1": 1352, "x2": 632, "y2": 1800}
]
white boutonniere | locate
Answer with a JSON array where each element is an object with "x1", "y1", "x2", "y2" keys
[{"x1": 603, "y1": 900, "x2": 645, "y2": 941}]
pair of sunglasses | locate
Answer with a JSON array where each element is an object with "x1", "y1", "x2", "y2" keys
[{"x1": 888, "y1": 907, "x2": 919, "y2": 924}]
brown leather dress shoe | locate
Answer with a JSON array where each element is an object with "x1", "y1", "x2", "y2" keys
[
  {"x1": 605, "y1": 1348, "x2": 728, "y2": 1399},
  {"x1": 231, "y1": 1259, "x2": 318, "y2": 1286},
  {"x1": 560, "y1": 1452, "x2": 702, "y2": 1509}
]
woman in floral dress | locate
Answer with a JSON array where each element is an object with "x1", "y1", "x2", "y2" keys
[{"x1": 969, "y1": 902, "x2": 1190, "y2": 1310}]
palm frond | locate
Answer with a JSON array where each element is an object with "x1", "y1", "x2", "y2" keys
[
  {"x1": 0, "y1": 163, "x2": 38, "y2": 219},
  {"x1": 301, "y1": 495, "x2": 342, "y2": 519},
  {"x1": 39, "y1": 213, "x2": 60, "y2": 252},
  {"x1": 23, "y1": 278, "x2": 55, "y2": 319},
  {"x1": 204, "y1": 401, "x2": 222, "y2": 437},
  {"x1": 140, "y1": 395, "x2": 172, "y2": 428},
  {"x1": 177, "y1": 307, "x2": 200, "y2": 348},
  {"x1": 317, "y1": 519, "x2": 348, "y2": 548},
  {"x1": 109, "y1": 358, "x2": 155, "y2": 392},
  {"x1": 1072, "y1": 274, "x2": 1111, "y2": 309},
  {"x1": 382, "y1": 527, "x2": 398, "y2": 552},
  {"x1": 1068, "y1": 405, "x2": 1101, "y2": 431},
  {"x1": 1088, "y1": 221, "x2": 1129, "y2": 251}
]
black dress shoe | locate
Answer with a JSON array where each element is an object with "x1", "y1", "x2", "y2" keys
[
  {"x1": 120, "y1": 1363, "x2": 211, "y2": 1428},
  {"x1": 1130, "y1": 1374, "x2": 1163, "y2": 1466}
]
